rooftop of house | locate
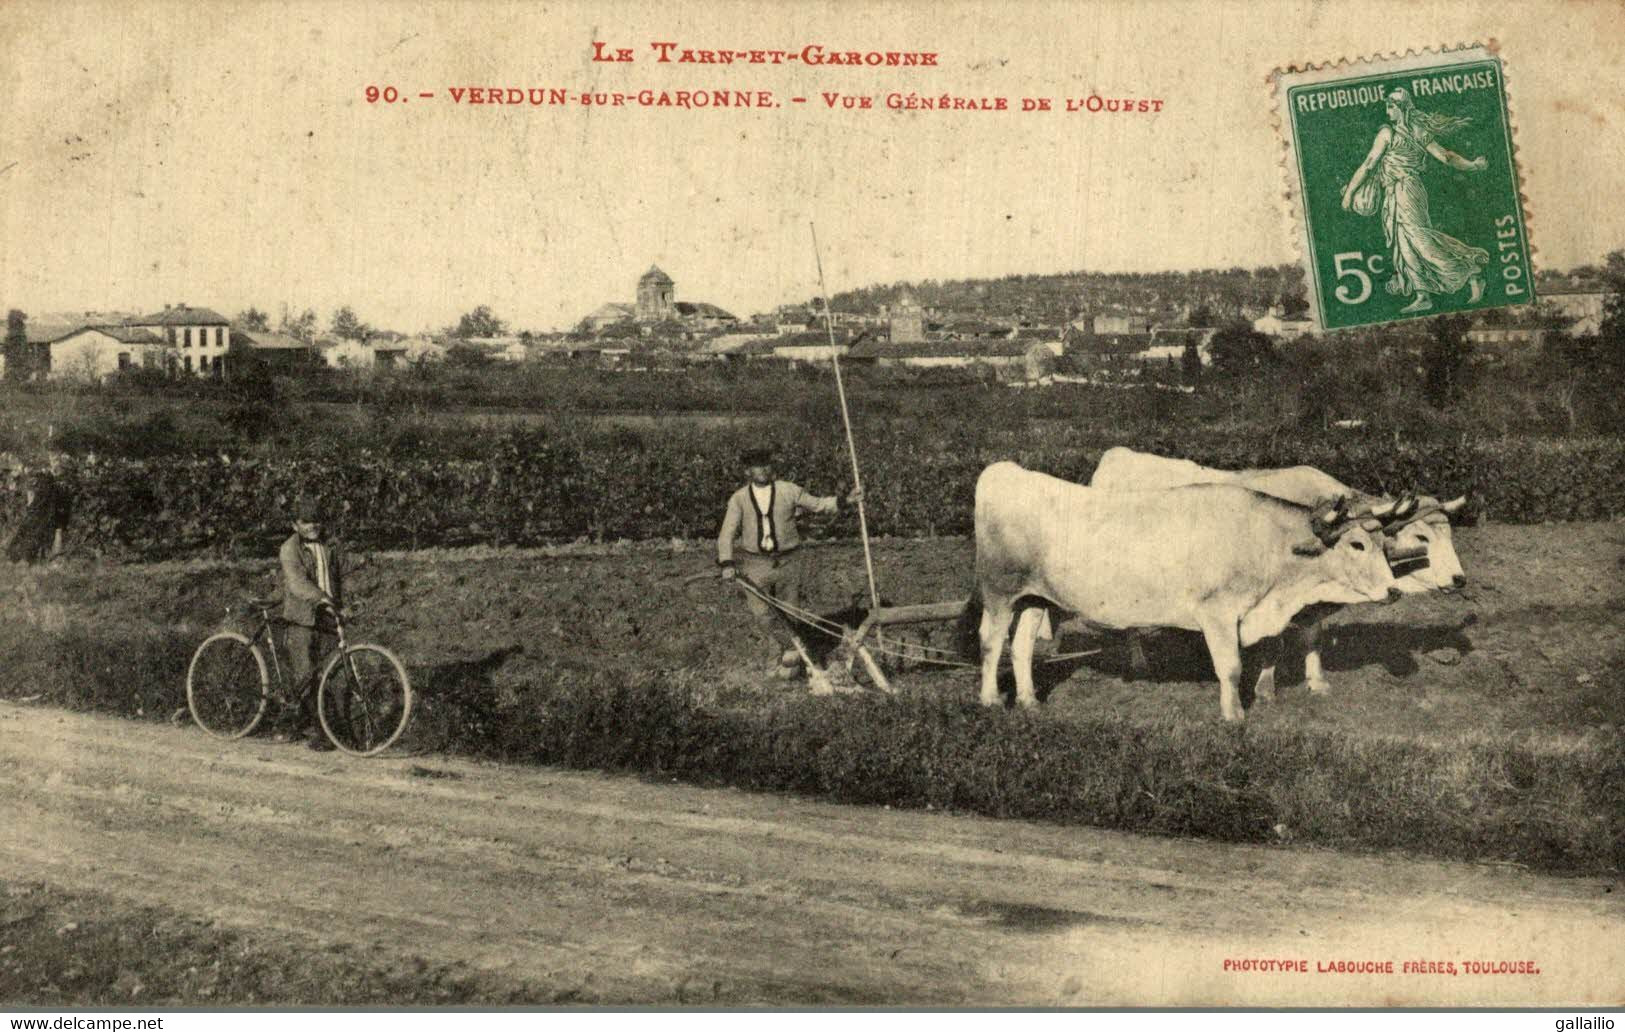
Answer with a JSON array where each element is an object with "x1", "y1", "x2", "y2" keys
[
  {"x1": 847, "y1": 338, "x2": 1030, "y2": 360},
  {"x1": 769, "y1": 329, "x2": 862, "y2": 349},
  {"x1": 1011, "y1": 326, "x2": 1063, "y2": 341},
  {"x1": 937, "y1": 319, "x2": 1013, "y2": 338},
  {"x1": 236, "y1": 331, "x2": 313, "y2": 351},
  {"x1": 50, "y1": 324, "x2": 166, "y2": 345},
  {"x1": 699, "y1": 336, "x2": 758, "y2": 355},
  {"x1": 673, "y1": 301, "x2": 737, "y2": 320},
  {"x1": 1075, "y1": 332, "x2": 1159, "y2": 355},
  {"x1": 135, "y1": 304, "x2": 231, "y2": 326},
  {"x1": 23, "y1": 323, "x2": 74, "y2": 344},
  {"x1": 21, "y1": 310, "x2": 141, "y2": 342}
]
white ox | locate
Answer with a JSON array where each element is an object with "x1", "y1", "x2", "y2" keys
[
  {"x1": 975, "y1": 461, "x2": 1403, "y2": 722},
  {"x1": 1089, "y1": 446, "x2": 1466, "y2": 696}
]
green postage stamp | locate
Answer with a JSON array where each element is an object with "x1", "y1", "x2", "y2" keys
[{"x1": 1273, "y1": 45, "x2": 1534, "y2": 331}]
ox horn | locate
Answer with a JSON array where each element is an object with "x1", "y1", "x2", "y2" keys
[
  {"x1": 1440, "y1": 495, "x2": 1467, "y2": 515},
  {"x1": 1366, "y1": 498, "x2": 1399, "y2": 518},
  {"x1": 1313, "y1": 497, "x2": 1344, "y2": 525},
  {"x1": 1311, "y1": 496, "x2": 1356, "y2": 544}
]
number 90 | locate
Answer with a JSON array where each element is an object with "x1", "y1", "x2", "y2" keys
[{"x1": 365, "y1": 86, "x2": 400, "y2": 103}]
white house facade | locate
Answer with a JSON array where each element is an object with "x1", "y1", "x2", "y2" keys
[
  {"x1": 1252, "y1": 309, "x2": 1315, "y2": 340},
  {"x1": 45, "y1": 326, "x2": 169, "y2": 381},
  {"x1": 129, "y1": 304, "x2": 232, "y2": 375}
]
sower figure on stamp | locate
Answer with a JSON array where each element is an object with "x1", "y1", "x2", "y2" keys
[
  {"x1": 1341, "y1": 86, "x2": 1489, "y2": 314},
  {"x1": 280, "y1": 497, "x2": 345, "y2": 750},
  {"x1": 717, "y1": 448, "x2": 860, "y2": 681}
]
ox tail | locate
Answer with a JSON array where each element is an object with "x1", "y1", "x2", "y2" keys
[{"x1": 954, "y1": 586, "x2": 984, "y2": 660}]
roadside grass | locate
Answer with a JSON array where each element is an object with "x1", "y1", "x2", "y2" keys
[
  {"x1": 0, "y1": 881, "x2": 568, "y2": 1005},
  {"x1": 3, "y1": 614, "x2": 1620, "y2": 876},
  {"x1": 474, "y1": 675, "x2": 1624, "y2": 873}
]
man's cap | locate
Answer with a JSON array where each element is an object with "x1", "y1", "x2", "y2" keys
[
  {"x1": 740, "y1": 447, "x2": 775, "y2": 466},
  {"x1": 293, "y1": 497, "x2": 326, "y2": 522}
]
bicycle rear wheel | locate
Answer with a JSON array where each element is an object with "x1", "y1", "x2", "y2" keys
[
  {"x1": 187, "y1": 632, "x2": 271, "y2": 739},
  {"x1": 316, "y1": 643, "x2": 413, "y2": 757}
]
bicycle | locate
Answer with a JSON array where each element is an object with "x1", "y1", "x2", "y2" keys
[{"x1": 186, "y1": 597, "x2": 413, "y2": 757}]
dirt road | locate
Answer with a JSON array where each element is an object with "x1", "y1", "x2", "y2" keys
[{"x1": 2, "y1": 701, "x2": 1620, "y2": 1007}]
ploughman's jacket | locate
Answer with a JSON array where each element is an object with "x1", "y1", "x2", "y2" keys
[{"x1": 717, "y1": 480, "x2": 841, "y2": 564}]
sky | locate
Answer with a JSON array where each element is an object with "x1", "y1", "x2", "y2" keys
[{"x1": 2, "y1": 0, "x2": 1623, "y2": 333}]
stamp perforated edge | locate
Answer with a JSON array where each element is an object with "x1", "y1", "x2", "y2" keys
[{"x1": 1266, "y1": 42, "x2": 1537, "y2": 333}]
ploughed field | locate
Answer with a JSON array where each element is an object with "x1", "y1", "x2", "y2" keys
[{"x1": 2, "y1": 521, "x2": 1622, "y2": 873}]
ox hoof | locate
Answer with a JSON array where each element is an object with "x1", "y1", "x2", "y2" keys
[
  {"x1": 1254, "y1": 673, "x2": 1277, "y2": 703},
  {"x1": 1015, "y1": 696, "x2": 1039, "y2": 710},
  {"x1": 1307, "y1": 679, "x2": 1332, "y2": 696}
]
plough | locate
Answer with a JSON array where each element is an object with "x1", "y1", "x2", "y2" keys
[
  {"x1": 729, "y1": 572, "x2": 1101, "y2": 696},
  {"x1": 733, "y1": 573, "x2": 969, "y2": 694}
]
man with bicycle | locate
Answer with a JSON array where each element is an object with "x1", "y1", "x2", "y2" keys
[{"x1": 280, "y1": 496, "x2": 344, "y2": 750}]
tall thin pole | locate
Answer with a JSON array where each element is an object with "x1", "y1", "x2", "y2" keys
[{"x1": 810, "y1": 223, "x2": 881, "y2": 615}]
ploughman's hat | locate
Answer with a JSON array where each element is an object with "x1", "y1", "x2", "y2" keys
[{"x1": 740, "y1": 447, "x2": 775, "y2": 467}]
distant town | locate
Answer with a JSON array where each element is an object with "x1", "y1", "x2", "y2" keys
[{"x1": 1, "y1": 260, "x2": 1615, "y2": 386}]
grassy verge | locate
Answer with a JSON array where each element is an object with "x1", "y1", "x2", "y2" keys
[
  {"x1": 4, "y1": 616, "x2": 1620, "y2": 875},
  {"x1": 421, "y1": 674, "x2": 1625, "y2": 874}
]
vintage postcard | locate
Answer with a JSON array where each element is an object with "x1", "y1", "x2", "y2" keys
[{"x1": 1, "y1": 0, "x2": 1622, "y2": 1015}]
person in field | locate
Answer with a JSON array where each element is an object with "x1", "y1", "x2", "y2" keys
[
  {"x1": 5, "y1": 452, "x2": 72, "y2": 564},
  {"x1": 280, "y1": 496, "x2": 345, "y2": 750},
  {"x1": 717, "y1": 448, "x2": 860, "y2": 680}
]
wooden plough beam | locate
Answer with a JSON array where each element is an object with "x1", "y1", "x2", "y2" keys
[
  {"x1": 736, "y1": 573, "x2": 968, "y2": 696},
  {"x1": 831, "y1": 600, "x2": 969, "y2": 695}
]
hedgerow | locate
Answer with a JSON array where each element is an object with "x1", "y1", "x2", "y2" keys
[{"x1": 3, "y1": 423, "x2": 1622, "y2": 559}]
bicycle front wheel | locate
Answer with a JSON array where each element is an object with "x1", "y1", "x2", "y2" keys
[
  {"x1": 316, "y1": 643, "x2": 413, "y2": 757},
  {"x1": 187, "y1": 632, "x2": 271, "y2": 739}
]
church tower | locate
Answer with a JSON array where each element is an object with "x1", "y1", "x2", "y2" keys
[
  {"x1": 636, "y1": 265, "x2": 676, "y2": 323},
  {"x1": 890, "y1": 291, "x2": 924, "y2": 344}
]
